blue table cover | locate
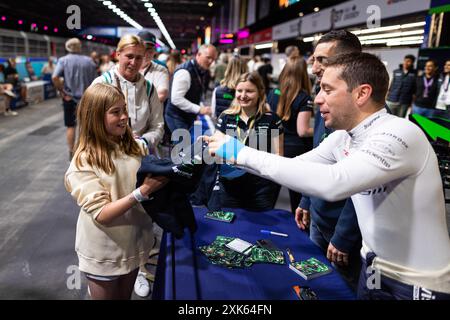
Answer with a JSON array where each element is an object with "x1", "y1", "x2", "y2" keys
[{"x1": 153, "y1": 207, "x2": 356, "y2": 300}]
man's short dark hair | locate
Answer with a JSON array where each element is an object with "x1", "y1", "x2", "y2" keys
[
  {"x1": 404, "y1": 54, "x2": 416, "y2": 63},
  {"x1": 326, "y1": 52, "x2": 389, "y2": 106},
  {"x1": 317, "y1": 30, "x2": 362, "y2": 54}
]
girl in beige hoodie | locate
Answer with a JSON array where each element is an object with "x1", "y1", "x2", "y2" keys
[{"x1": 65, "y1": 83, "x2": 167, "y2": 299}]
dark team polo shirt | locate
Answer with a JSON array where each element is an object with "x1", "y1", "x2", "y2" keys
[{"x1": 216, "y1": 111, "x2": 284, "y2": 153}]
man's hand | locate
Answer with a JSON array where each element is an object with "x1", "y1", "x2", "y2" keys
[
  {"x1": 326, "y1": 243, "x2": 349, "y2": 266},
  {"x1": 204, "y1": 131, "x2": 244, "y2": 163},
  {"x1": 295, "y1": 207, "x2": 310, "y2": 230},
  {"x1": 199, "y1": 106, "x2": 212, "y2": 116}
]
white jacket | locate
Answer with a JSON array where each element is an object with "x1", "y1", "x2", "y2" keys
[{"x1": 92, "y1": 66, "x2": 164, "y2": 147}]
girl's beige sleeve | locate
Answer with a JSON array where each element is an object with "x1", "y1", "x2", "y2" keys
[{"x1": 64, "y1": 169, "x2": 111, "y2": 219}]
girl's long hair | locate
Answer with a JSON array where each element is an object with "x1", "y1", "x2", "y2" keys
[
  {"x1": 220, "y1": 56, "x2": 248, "y2": 89},
  {"x1": 277, "y1": 58, "x2": 311, "y2": 121},
  {"x1": 224, "y1": 72, "x2": 270, "y2": 118},
  {"x1": 74, "y1": 83, "x2": 141, "y2": 174}
]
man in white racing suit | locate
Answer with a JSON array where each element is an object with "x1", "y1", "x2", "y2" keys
[{"x1": 206, "y1": 52, "x2": 450, "y2": 299}]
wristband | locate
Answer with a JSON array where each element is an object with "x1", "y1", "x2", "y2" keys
[
  {"x1": 132, "y1": 188, "x2": 148, "y2": 202},
  {"x1": 215, "y1": 135, "x2": 245, "y2": 161}
]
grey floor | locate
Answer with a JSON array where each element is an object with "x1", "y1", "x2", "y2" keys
[{"x1": 0, "y1": 98, "x2": 448, "y2": 300}]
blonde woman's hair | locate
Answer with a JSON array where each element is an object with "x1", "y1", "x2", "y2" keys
[
  {"x1": 277, "y1": 58, "x2": 312, "y2": 121},
  {"x1": 220, "y1": 56, "x2": 248, "y2": 89},
  {"x1": 224, "y1": 72, "x2": 270, "y2": 118},
  {"x1": 74, "y1": 83, "x2": 142, "y2": 174},
  {"x1": 117, "y1": 34, "x2": 145, "y2": 52}
]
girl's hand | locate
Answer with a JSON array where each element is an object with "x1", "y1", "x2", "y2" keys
[{"x1": 140, "y1": 175, "x2": 169, "y2": 197}]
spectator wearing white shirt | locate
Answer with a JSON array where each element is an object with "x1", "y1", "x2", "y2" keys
[
  {"x1": 138, "y1": 31, "x2": 169, "y2": 103},
  {"x1": 165, "y1": 44, "x2": 217, "y2": 134}
]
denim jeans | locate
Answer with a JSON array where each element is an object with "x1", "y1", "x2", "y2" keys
[{"x1": 411, "y1": 104, "x2": 436, "y2": 118}]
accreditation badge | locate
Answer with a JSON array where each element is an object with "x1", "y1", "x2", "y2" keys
[{"x1": 436, "y1": 92, "x2": 447, "y2": 110}]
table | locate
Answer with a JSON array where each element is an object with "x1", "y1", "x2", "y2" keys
[{"x1": 153, "y1": 207, "x2": 356, "y2": 300}]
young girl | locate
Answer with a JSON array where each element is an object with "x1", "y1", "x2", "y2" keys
[
  {"x1": 64, "y1": 83, "x2": 167, "y2": 300},
  {"x1": 215, "y1": 72, "x2": 283, "y2": 211},
  {"x1": 267, "y1": 58, "x2": 314, "y2": 214}
]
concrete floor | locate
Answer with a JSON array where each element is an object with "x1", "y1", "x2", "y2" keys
[{"x1": 0, "y1": 98, "x2": 448, "y2": 300}]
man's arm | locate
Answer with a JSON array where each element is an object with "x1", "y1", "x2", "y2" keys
[
  {"x1": 171, "y1": 70, "x2": 201, "y2": 114},
  {"x1": 328, "y1": 198, "x2": 361, "y2": 266},
  {"x1": 209, "y1": 121, "x2": 421, "y2": 202}
]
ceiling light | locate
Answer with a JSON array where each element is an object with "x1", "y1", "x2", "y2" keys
[
  {"x1": 96, "y1": 0, "x2": 142, "y2": 29},
  {"x1": 360, "y1": 36, "x2": 424, "y2": 45},
  {"x1": 144, "y1": 3, "x2": 153, "y2": 7},
  {"x1": 255, "y1": 43, "x2": 273, "y2": 49},
  {"x1": 208, "y1": 2, "x2": 213, "y2": 7},
  {"x1": 357, "y1": 29, "x2": 424, "y2": 41},
  {"x1": 313, "y1": 7, "x2": 319, "y2": 12},
  {"x1": 351, "y1": 21, "x2": 426, "y2": 35}
]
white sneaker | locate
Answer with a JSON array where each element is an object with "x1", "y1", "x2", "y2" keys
[
  {"x1": 134, "y1": 271, "x2": 150, "y2": 297},
  {"x1": 4, "y1": 110, "x2": 18, "y2": 116}
]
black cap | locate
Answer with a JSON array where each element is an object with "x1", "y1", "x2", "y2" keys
[{"x1": 137, "y1": 31, "x2": 157, "y2": 46}]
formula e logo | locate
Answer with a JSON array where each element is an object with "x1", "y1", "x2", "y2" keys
[{"x1": 360, "y1": 186, "x2": 387, "y2": 196}]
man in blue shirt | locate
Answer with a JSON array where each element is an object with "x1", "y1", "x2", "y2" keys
[
  {"x1": 296, "y1": 30, "x2": 362, "y2": 290},
  {"x1": 52, "y1": 38, "x2": 97, "y2": 160}
]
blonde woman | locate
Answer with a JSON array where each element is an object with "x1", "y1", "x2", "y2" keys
[
  {"x1": 91, "y1": 34, "x2": 164, "y2": 151},
  {"x1": 267, "y1": 58, "x2": 313, "y2": 214},
  {"x1": 215, "y1": 72, "x2": 283, "y2": 211},
  {"x1": 65, "y1": 83, "x2": 168, "y2": 299},
  {"x1": 211, "y1": 55, "x2": 248, "y2": 119}
]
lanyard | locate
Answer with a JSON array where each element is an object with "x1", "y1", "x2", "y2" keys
[
  {"x1": 423, "y1": 76, "x2": 434, "y2": 98},
  {"x1": 235, "y1": 114, "x2": 255, "y2": 144}
]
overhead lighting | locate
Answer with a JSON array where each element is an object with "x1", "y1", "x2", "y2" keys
[
  {"x1": 140, "y1": 1, "x2": 176, "y2": 49},
  {"x1": 361, "y1": 36, "x2": 424, "y2": 45},
  {"x1": 351, "y1": 21, "x2": 426, "y2": 35},
  {"x1": 299, "y1": 12, "x2": 304, "y2": 17},
  {"x1": 255, "y1": 42, "x2": 273, "y2": 49},
  {"x1": 303, "y1": 35, "x2": 321, "y2": 42},
  {"x1": 208, "y1": 2, "x2": 213, "y2": 7},
  {"x1": 387, "y1": 40, "x2": 423, "y2": 46},
  {"x1": 313, "y1": 7, "x2": 319, "y2": 12},
  {"x1": 95, "y1": 0, "x2": 143, "y2": 30},
  {"x1": 357, "y1": 29, "x2": 424, "y2": 41}
]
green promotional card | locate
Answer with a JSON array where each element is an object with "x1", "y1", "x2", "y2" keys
[{"x1": 205, "y1": 211, "x2": 235, "y2": 223}]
